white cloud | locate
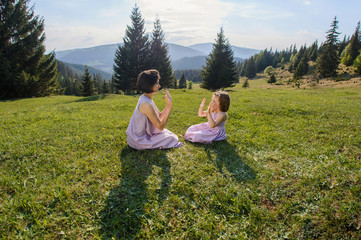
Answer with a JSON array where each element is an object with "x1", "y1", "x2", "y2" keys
[
  {"x1": 136, "y1": 0, "x2": 235, "y2": 45},
  {"x1": 45, "y1": 24, "x2": 125, "y2": 51}
]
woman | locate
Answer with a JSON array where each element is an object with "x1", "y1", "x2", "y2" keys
[{"x1": 126, "y1": 69, "x2": 181, "y2": 150}]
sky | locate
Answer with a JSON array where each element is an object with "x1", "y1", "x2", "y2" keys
[{"x1": 31, "y1": 0, "x2": 361, "y2": 52}]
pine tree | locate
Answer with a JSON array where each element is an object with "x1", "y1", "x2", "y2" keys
[
  {"x1": 316, "y1": 17, "x2": 340, "y2": 78},
  {"x1": 242, "y1": 78, "x2": 249, "y2": 88},
  {"x1": 354, "y1": 52, "x2": 361, "y2": 75},
  {"x1": 245, "y1": 57, "x2": 257, "y2": 79},
  {"x1": 341, "y1": 22, "x2": 360, "y2": 66},
  {"x1": 149, "y1": 18, "x2": 173, "y2": 88},
  {"x1": 93, "y1": 73, "x2": 103, "y2": 93},
  {"x1": 267, "y1": 73, "x2": 277, "y2": 84},
  {"x1": 112, "y1": 5, "x2": 150, "y2": 93},
  {"x1": 339, "y1": 35, "x2": 350, "y2": 56},
  {"x1": 172, "y1": 74, "x2": 178, "y2": 89},
  {"x1": 178, "y1": 72, "x2": 187, "y2": 89},
  {"x1": 308, "y1": 40, "x2": 318, "y2": 61},
  {"x1": 102, "y1": 80, "x2": 109, "y2": 94},
  {"x1": 201, "y1": 28, "x2": 237, "y2": 90},
  {"x1": 294, "y1": 55, "x2": 309, "y2": 79},
  {"x1": 0, "y1": 0, "x2": 57, "y2": 99},
  {"x1": 81, "y1": 67, "x2": 96, "y2": 96}
]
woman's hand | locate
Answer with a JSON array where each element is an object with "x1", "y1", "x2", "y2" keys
[
  {"x1": 200, "y1": 98, "x2": 206, "y2": 107},
  {"x1": 198, "y1": 98, "x2": 207, "y2": 117},
  {"x1": 164, "y1": 89, "x2": 172, "y2": 107}
]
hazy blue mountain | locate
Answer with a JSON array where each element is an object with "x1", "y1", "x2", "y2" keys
[
  {"x1": 172, "y1": 56, "x2": 207, "y2": 70},
  {"x1": 56, "y1": 43, "x2": 119, "y2": 74},
  {"x1": 55, "y1": 42, "x2": 259, "y2": 73},
  {"x1": 167, "y1": 43, "x2": 204, "y2": 61},
  {"x1": 172, "y1": 56, "x2": 244, "y2": 70},
  {"x1": 188, "y1": 43, "x2": 260, "y2": 59},
  {"x1": 59, "y1": 61, "x2": 112, "y2": 80}
]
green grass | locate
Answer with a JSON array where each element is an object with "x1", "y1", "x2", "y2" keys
[{"x1": 1, "y1": 81, "x2": 361, "y2": 239}]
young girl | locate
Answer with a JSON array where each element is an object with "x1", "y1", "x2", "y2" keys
[
  {"x1": 184, "y1": 91, "x2": 230, "y2": 143},
  {"x1": 126, "y1": 69, "x2": 182, "y2": 150}
]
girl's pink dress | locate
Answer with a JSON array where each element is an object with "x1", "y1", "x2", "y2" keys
[
  {"x1": 126, "y1": 95, "x2": 182, "y2": 150},
  {"x1": 184, "y1": 112, "x2": 226, "y2": 143}
]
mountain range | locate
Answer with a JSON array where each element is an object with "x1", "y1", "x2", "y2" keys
[{"x1": 56, "y1": 43, "x2": 260, "y2": 79}]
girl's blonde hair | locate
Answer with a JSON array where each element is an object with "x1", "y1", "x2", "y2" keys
[{"x1": 214, "y1": 91, "x2": 230, "y2": 112}]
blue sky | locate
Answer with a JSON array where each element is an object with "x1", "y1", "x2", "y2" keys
[{"x1": 31, "y1": 0, "x2": 361, "y2": 51}]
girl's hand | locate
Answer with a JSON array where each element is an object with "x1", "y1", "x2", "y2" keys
[{"x1": 206, "y1": 104, "x2": 211, "y2": 115}]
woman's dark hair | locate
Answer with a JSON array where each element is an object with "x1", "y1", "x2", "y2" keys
[
  {"x1": 214, "y1": 91, "x2": 230, "y2": 112},
  {"x1": 136, "y1": 69, "x2": 160, "y2": 93}
]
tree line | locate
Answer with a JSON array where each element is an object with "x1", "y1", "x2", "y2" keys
[
  {"x1": 239, "y1": 17, "x2": 361, "y2": 83},
  {"x1": 2, "y1": 1, "x2": 360, "y2": 99}
]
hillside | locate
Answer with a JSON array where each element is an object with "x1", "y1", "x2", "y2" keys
[
  {"x1": 1, "y1": 85, "x2": 360, "y2": 239},
  {"x1": 58, "y1": 61, "x2": 112, "y2": 80},
  {"x1": 242, "y1": 61, "x2": 361, "y2": 89}
]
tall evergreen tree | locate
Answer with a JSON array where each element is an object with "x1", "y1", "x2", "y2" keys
[
  {"x1": 316, "y1": 17, "x2": 340, "y2": 78},
  {"x1": 0, "y1": 0, "x2": 57, "y2": 99},
  {"x1": 102, "y1": 80, "x2": 109, "y2": 94},
  {"x1": 245, "y1": 57, "x2": 257, "y2": 79},
  {"x1": 112, "y1": 5, "x2": 150, "y2": 93},
  {"x1": 294, "y1": 55, "x2": 309, "y2": 79},
  {"x1": 354, "y1": 52, "x2": 361, "y2": 74},
  {"x1": 178, "y1": 72, "x2": 187, "y2": 89},
  {"x1": 308, "y1": 40, "x2": 319, "y2": 61},
  {"x1": 201, "y1": 28, "x2": 237, "y2": 90},
  {"x1": 341, "y1": 21, "x2": 360, "y2": 66},
  {"x1": 81, "y1": 67, "x2": 96, "y2": 96},
  {"x1": 149, "y1": 17, "x2": 173, "y2": 88}
]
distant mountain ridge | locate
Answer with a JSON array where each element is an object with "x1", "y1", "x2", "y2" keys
[{"x1": 55, "y1": 42, "x2": 260, "y2": 74}]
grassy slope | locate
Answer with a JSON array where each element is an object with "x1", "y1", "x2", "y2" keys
[{"x1": 1, "y1": 81, "x2": 361, "y2": 239}]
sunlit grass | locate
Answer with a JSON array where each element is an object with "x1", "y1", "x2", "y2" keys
[{"x1": 1, "y1": 83, "x2": 360, "y2": 239}]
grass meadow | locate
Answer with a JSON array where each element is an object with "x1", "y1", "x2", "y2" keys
[{"x1": 1, "y1": 80, "x2": 361, "y2": 239}]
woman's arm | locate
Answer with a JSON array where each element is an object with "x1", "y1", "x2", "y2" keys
[
  {"x1": 159, "y1": 90, "x2": 172, "y2": 121},
  {"x1": 140, "y1": 90, "x2": 173, "y2": 131},
  {"x1": 198, "y1": 98, "x2": 207, "y2": 117},
  {"x1": 206, "y1": 107, "x2": 227, "y2": 128}
]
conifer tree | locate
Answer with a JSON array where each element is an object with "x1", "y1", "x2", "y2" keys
[
  {"x1": 178, "y1": 72, "x2": 187, "y2": 89},
  {"x1": 172, "y1": 74, "x2": 178, "y2": 89},
  {"x1": 113, "y1": 5, "x2": 150, "y2": 93},
  {"x1": 0, "y1": 0, "x2": 57, "y2": 99},
  {"x1": 242, "y1": 78, "x2": 249, "y2": 88},
  {"x1": 149, "y1": 18, "x2": 173, "y2": 88},
  {"x1": 341, "y1": 22, "x2": 360, "y2": 66},
  {"x1": 308, "y1": 40, "x2": 319, "y2": 61},
  {"x1": 102, "y1": 80, "x2": 109, "y2": 94},
  {"x1": 316, "y1": 17, "x2": 340, "y2": 78},
  {"x1": 339, "y1": 35, "x2": 350, "y2": 56},
  {"x1": 81, "y1": 67, "x2": 96, "y2": 96},
  {"x1": 267, "y1": 73, "x2": 277, "y2": 84},
  {"x1": 245, "y1": 57, "x2": 257, "y2": 79},
  {"x1": 294, "y1": 55, "x2": 309, "y2": 79},
  {"x1": 354, "y1": 53, "x2": 361, "y2": 74},
  {"x1": 201, "y1": 28, "x2": 237, "y2": 90}
]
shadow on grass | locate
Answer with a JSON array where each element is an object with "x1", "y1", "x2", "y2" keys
[
  {"x1": 203, "y1": 140, "x2": 256, "y2": 182},
  {"x1": 99, "y1": 146, "x2": 171, "y2": 239}
]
